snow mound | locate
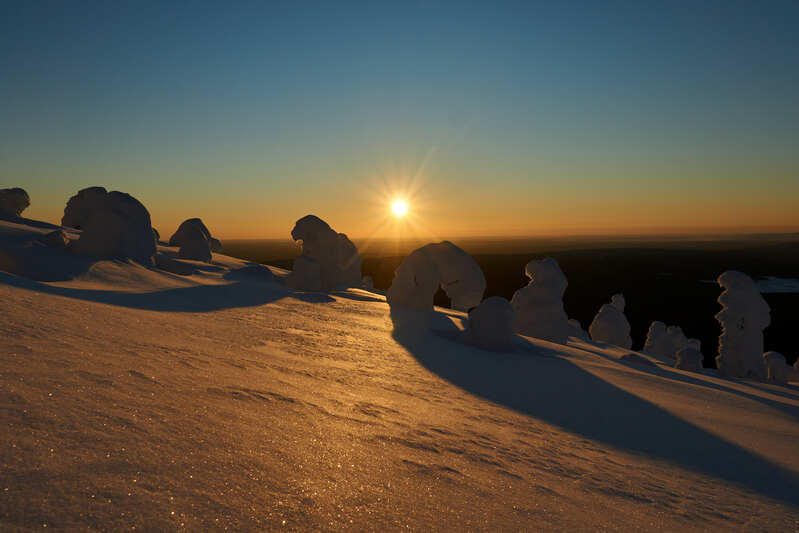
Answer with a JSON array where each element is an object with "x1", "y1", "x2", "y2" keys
[
  {"x1": 0, "y1": 187, "x2": 30, "y2": 219},
  {"x1": 568, "y1": 318, "x2": 589, "y2": 340},
  {"x1": 460, "y1": 296, "x2": 515, "y2": 352},
  {"x1": 674, "y1": 347, "x2": 704, "y2": 372},
  {"x1": 589, "y1": 293, "x2": 632, "y2": 349},
  {"x1": 715, "y1": 271, "x2": 769, "y2": 379},
  {"x1": 763, "y1": 352, "x2": 793, "y2": 384},
  {"x1": 286, "y1": 215, "x2": 361, "y2": 291},
  {"x1": 169, "y1": 218, "x2": 222, "y2": 261},
  {"x1": 386, "y1": 241, "x2": 485, "y2": 312},
  {"x1": 39, "y1": 229, "x2": 69, "y2": 248},
  {"x1": 67, "y1": 188, "x2": 157, "y2": 265},
  {"x1": 510, "y1": 257, "x2": 570, "y2": 344}
]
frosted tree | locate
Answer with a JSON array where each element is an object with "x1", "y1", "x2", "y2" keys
[
  {"x1": 0, "y1": 187, "x2": 30, "y2": 219},
  {"x1": 386, "y1": 241, "x2": 485, "y2": 312},
  {"x1": 286, "y1": 215, "x2": 361, "y2": 291},
  {"x1": 510, "y1": 257, "x2": 570, "y2": 344},
  {"x1": 762, "y1": 351, "x2": 793, "y2": 384},
  {"x1": 589, "y1": 293, "x2": 632, "y2": 349},
  {"x1": 715, "y1": 271, "x2": 769, "y2": 379},
  {"x1": 674, "y1": 347, "x2": 704, "y2": 372},
  {"x1": 460, "y1": 296, "x2": 515, "y2": 352}
]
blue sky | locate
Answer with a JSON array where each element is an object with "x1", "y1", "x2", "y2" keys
[{"x1": 2, "y1": 1, "x2": 797, "y2": 237}]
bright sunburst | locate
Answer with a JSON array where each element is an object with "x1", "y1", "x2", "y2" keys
[{"x1": 391, "y1": 200, "x2": 408, "y2": 217}]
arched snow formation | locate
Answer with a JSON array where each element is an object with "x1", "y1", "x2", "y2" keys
[{"x1": 386, "y1": 241, "x2": 485, "y2": 312}]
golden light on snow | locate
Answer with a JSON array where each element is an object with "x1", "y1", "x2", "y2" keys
[{"x1": 391, "y1": 200, "x2": 408, "y2": 217}]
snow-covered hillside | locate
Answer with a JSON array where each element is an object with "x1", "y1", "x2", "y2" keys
[{"x1": 2, "y1": 217, "x2": 798, "y2": 531}]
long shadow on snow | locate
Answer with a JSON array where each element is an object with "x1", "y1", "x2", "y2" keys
[
  {"x1": 394, "y1": 317, "x2": 799, "y2": 507},
  {"x1": 0, "y1": 270, "x2": 334, "y2": 312},
  {"x1": 575, "y1": 341, "x2": 799, "y2": 422}
]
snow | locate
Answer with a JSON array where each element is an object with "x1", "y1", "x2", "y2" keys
[
  {"x1": 459, "y1": 296, "x2": 515, "y2": 352},
  {"x1": 62, "y1": 188, "x2": 157, "y2": 265},
  {"x1": 674, "y1": 347, "x2": 704, "y2": 372},
  {"x1": 168, "y1": 218, "x2": 222, "y2": 257},
  {"x1": 763, "y1": 351, "x2": 794, "y2": 384},
  {"x1": 588, "y1": 293, "x2": 633, "y2": 349},
  {"x1": 716, "y1": 271, "x2": 770, "y2": 379},
  {"x1": 386, "y1": 241, "x2": 485, "y2": 312},
  {"x1": 0, "y1": 187, "x2": 30, "y2": 218},
  {"x1": 510, "y1": 257, "x2": 570, "y2": 344},
  {"x1": 2, "y1": 217, "x2": 799, "y2": 531},
  {"x1": 286, "y1": 215, "x2": 361, "y2": 291}
]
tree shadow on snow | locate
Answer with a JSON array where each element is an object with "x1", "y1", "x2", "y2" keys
[
  {"x1": 392, "y1": 315, "x2": 799, "y2": 507},
  {"x1": 577, "y1": 342, "x2": 799, "y2": 422},
  {"x1": 0, "y1": 270, "x2": 334, "y2": 312}
]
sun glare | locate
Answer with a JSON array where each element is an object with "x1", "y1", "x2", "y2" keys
[{"x1": 392, "y1": 200, "x2": 408, "y2": 217}]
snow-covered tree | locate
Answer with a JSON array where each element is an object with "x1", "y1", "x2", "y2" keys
[
  {"x1": 715, "y1": 271, "x2": 769, "y2": 379},
  {"x1": 510, "y1": 257, "x2": 570, "y2": 344},
  {"x1": 589, "y1": 293, "x2": 632, "y2": 349}
]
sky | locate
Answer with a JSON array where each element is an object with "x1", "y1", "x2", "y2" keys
[{"x1": 2, "y1": 1, "x2": 798, "y2": 240}]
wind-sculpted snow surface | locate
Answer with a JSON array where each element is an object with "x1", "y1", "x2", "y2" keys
[
  {"x1": 763, "y1": 352, "x2": 793, "y2": 384},
  {"x1": 589, "y1": 293, "x2": 632, "y2": 349},
  {"x1": 66, "y1": 188, "x2": 157, "y2": 265},
  {"x1": 460, "y1": 296, "x2": 515, "y2": 351},
  {"x1": 386, "y1": 241, "x2": 485, "y2": 312},
  {"x1": 0, "y1": 187, "x2": 30, "y2": 219},
  {"x1": 169, "y1": 218, "x2": 222, "y2": 261},
  {"x1": 510, "y1": 257, "x2": 570, "y2": 344},
  {"x1": 715, "y1": 271, "x2": 769, "y2": 379},
  {"x1": 286, "y1": 215, "x2": 361, "y2": 291}
]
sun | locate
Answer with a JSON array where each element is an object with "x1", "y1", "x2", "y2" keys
[{"x1": 391, "y1": 200, "x2": 408, "y2": 217}]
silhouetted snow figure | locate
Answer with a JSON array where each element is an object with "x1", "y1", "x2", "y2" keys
[
  {"x1": 152, "y1": 227, "x2": 160, "y2": 243},
  {"x1": 510, "y1": 257, "x2": 570, "y2": 344},
  {"x1": 568, "y1": 318, "x2": 589, "y2": 340},
  {"x1": 460, "y1": 297, "x2": 515, "y2": 352},
  {"x1": 675, "y1": 347, "x2": 704, "y2": 372},
  {"x1": 62, "y1": 186, "x2": 108, "y2": 229},
  {"x1": 643, "y1": 321, "x2": 671, "y2": 357},
  {"x1": 715, "y1": 271, "x2": 769, "y2": 379},
  {"x1": 169, "y1": 218, "x2": 222, "y2": 252},
  {"x1": 362, "y1": 276, "x2": 374, "y2": 291},
  {"x1": 762, "y1": 352, "x2": 792, "y2": 384},
  {"x1": 286, "y1": 215, "x2": 361, "y2": 291},
  {"x1": 386, "y1": 241, "x2": 485, "y2": 312},
  {"x1": 39, "y1": 229, "x2": 69, "y2": 248},
  {"x1": 0, "y1": 187, "x2": 30, "y2": 219},
  {"x1": 589, "y1": 293, "x2": 632, "y2": 349},
  {"x1": 68, "y1": 189, "x2": 157, "y2": 265}
]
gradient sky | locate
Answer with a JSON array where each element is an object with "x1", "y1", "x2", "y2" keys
[{"x1": 2, "y1": 1, "x2": 797, "y2": 239}]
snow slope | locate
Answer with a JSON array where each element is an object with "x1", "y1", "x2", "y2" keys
[{"x1": 1, "y1": 218, "x2": 799, "y2": 531}]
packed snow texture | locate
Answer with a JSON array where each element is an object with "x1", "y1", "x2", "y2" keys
[
  {"x1": 715, "y1": 271, "x2": 770, "y2": 379},
  {"x1": 588, "y1": 293, "x2": 633, "y2": 349},
  {"x1": 674, "y1": 347, "x2": 704, "y2": 372},
  {"x1": 763, "y1": 351, "x2": 793, "y2": 384},
  {"x1": 286, "y1": 215, "x2": 361, "y2": 291},
  {"x1": 65, "y1": 188, "x2": 157, "y2": 265},
  {"x1": 386, "y1": 241, "x2": 486, "y2": 312},
  {"x1": 459, "y1": 296, "x2": 515, "y2": 352},
  {"x1": 1, "y1": 216, "x2": 799, "y2": 532},
  {"x1": 0, "y1": 187, "x2": 30, "y2": 218},
  {"x1": 510, "y1": 257, "x2": 570, "y2": 344},
  {"x1": 168, "y1": 218, "x2": 222, "y2": 261}
]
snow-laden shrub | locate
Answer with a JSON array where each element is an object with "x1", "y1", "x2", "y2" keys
[
  {"x1": 715, "y1": 271, "x2": 769, "y2": 379},
  {"x1": 762, "y1": 351, "x2": 793, "y2": 384},
  {"x1": 589, "y1": 293, "x2": 632, "y2": 349},
  {"x1": 568, "y1": 318, "x2": 589, "y2": 340},
  {"x1": 386, "y1": 241, "x2": 485, "y2": 312},
  {"x1": 286, "y1": 215, "x2": 361, "y2": 291},
  {"x1": 0, "y1": 187, "x2": 30, "y2": 219},
  {"x1": 169, "y1": 218, "x2": 222, "y2": 256},
  {"x1": 643, "y1": 321, "x2": 700, "y2": 359},
  {"x1": 460, "y1": 296, "x2": 515, "y2": 352},
  {"x1": 510, "y1": 257, "x2": 570, "y2": 344},
  {"x1": 67, "y1": 188, "x2": 157, "y2": 265},
  {"x1": 674, "y1": 347, "x2": 704, "y2": 372},
  {"x1": 168, "y1": 218, "x2": 221, "y2": 262}
]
